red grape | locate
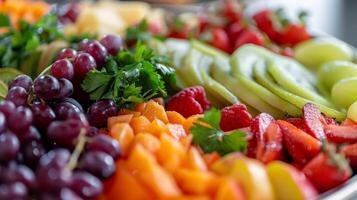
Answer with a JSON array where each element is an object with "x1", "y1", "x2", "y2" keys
[
  {"x1": 86, "y1": 134, "x2": 120, "y2": 159},
  {"x1": 47, "y1": 119, "x2": 85, "y2": 148},
  {"x1": 100, "y1": 34, "x2": 123, "y2": 56},
  {"x1": 2, "y1": 164, "x2": 36, "y2": 190},
  {"x1": 0, "y1": 101, "x2": 16, "y2": 118},
  {"x1": 6, "y1": 86, "x2": 28, "y2": 106},
  {"x1": 70, "y1": 171, "x2": 103, "y2": 199},
  {"x1": 0, "y1": 132, "x2": 20, "y2": 162},
  {"x1": 9, "y1": 75, "x2": 33, "y2": 92},
  {"x1": 17, "y1": 126, "x2": 41, "y2": 145},
  {"x1": 34, "y1": 75, "x2": 61, "y2": 101},
  {"x1": 73, "y1": 53, "x2": 97, "y2": 80},
  {"x1": 0, "y1": 182, "x2": 28, "y2": 199},
  {"x1": 8, "y1": 106, "x2": 33, "y2": 134},
  {"x1": 23, "y1": 140, "x2": 45, "y2": 168},
  {"x1": 57, "y1": 78, "x2": 73, "y2": 99},
  {"x1": 84, "y1": 41, "x2": 108, "y2": 68},
  {"x1": 78, "y1": 151, "x2": 115, "y2": 179},
  {"x1": 0, "y1": 112, "x2": 6, "y2": 132},
  {"x1": 57, "y1": 48, "x2": 78, "y2": 60},
  {"x1": 51, "y1": 59, "x2": 75, "y2": 80},
  {"x1": 87, "y1": 100, "x2": 117, "y2": 128},
  {"x1": 30, "y1": 102, "x2": 56, "y2": 130}
]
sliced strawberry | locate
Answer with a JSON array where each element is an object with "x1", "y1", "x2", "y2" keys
[
  {"x1": 252, "y1": 9, "x2": 280, "y2": 42},
  {"x1": 320, "y1": 115, "x2": 337, "y2": 126},
  {"x1": 303, "y1": 151, "x2": 351, "y2": 192},
  {"x1": 285, "y1": 118, "x2": 310, "y2": 134},
  {"x1": 234, "y1": 29, "x2": 264, "y2": 50},
  {"x1": 302, "y1": 103, "x2": 326, "y2": 141},
  {"x1": 225, "y1": 22, "x2": 244, "y2": 44},
  {"x1": 246, "y1": 131, "x2": 256, "y2": 158},
  {"x1": 222, "y1": 0, "x2": 241, "y2": 23},
  {"x1": 340, "y1": 143, "x2": 357, "y2": 169},
  {"x1": 220, "y1": 103, "x2": 252, "y2": 132},
  {"x1": 249, "y1": 113, "x2": 274, "y2": 158},
  {"x1": 210, "y1": 28, "x2": 231, "y2": 53},
  {"x1": 277, "y1": 120, "x2": 321, "y2": 165},
  {"x1": 279, "y1": 24, "x2": 311, "y2": 46},
  {"x1": 324, "y1": 125, "x2": 357, "y2": 144},
  {"x1": 341, "y1": 118, "x2": 357, "y2": 126},
  {"x1": 256, "y1": 122, "x2": 283, "y2": 164}
]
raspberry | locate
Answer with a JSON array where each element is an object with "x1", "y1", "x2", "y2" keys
[
  {"x1": 220, "y1": 103, "x2": 252, "y2": 131},
  {"x1": 166, "y1": 86, "x2": 210, "y2": 117},
  {"x1": 166, "y1": 96, "x2": 203, "y2": 118}
]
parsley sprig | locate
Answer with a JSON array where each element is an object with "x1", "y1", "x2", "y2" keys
[
  {"x1": 190, "y1": 108, "x2": 247, "y2": 156},
  {"x1": 81, "y1": 43, "x2": 177, "y2": 108}
]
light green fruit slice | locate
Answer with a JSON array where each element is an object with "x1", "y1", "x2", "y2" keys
[
  {"x1": 0, "y1": 68, "x2": 22, "y2": 85},
  {"x1": 0, "y1": 80, "x2": 8, "y2": 100},
  {"x1": 331, "y1": 77, "x2": 357, "y2": 109},
  {"x1": 347, "y1": 101, "x2": 357, "y2": 123},
  {"x1": 212, "y1": 59, "x2": 285, "y2": 118},
  {"x1": 254, "y1": 61, "x2": 346, "y2": 121},
  {"x1": 294, "y1": 37, "x2": 353, "y2": 69},
  {"x1": 191, "y1": 39, "x2": 229, "y2": 59},
  {"x1": 318, "y1": 61, "x2": 357, "y2": 91},
  {"x1": 267, "y1": 60, "x2": 335, "y2": 108}
]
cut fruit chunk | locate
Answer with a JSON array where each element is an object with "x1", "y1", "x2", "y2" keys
[
  {"x1": 331, "y1": 77, "x2": 357, "y2": 109},
  {"x1": 191, "y1": 39, "x2": 229, "y2": 59},
  {"x1": 267, "y1": 61, "x2": 334, "y2": 107},
  {"x1": 267, "y1": 161, "x2": 318, "y2": 200},
  {"x1": 253, "y1": 61, "x2": 346, "y2": 121},
  {"x1": 347, "y1": 101, "x2": 357, "y2": 123},
  {"x1": 294, "y1": 37, "x2": 354, "y2": 69},
  {"x1": 211, "y1": 61, "x2": 285, "y2": 118},
  {"x1": 318, "y1": 61, "x2": 357, "y2": 91}
]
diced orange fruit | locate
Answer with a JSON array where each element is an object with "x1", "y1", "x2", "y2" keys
[
  {"x1": 156, "y1": 134, "x2": 186, "y2": 173},
  {"x1": 106, "y1": 161, "x2": 155, "y2": 200},
  {"x1": 132, "y1": 133, "x2": 161, "y2": 154},
  {"x1": 107, "y1": 114, "x2": 134, "y2": 130},
  {"x1": 215, "y1": 178, "x2": 246, "y2": 200},
  {"x1": 167, "y1": 111, "x2": 187, "y2": 125},
  {"x1": 169, "y1": 195, "x2": 211, "y2": 200},
  {"x1": 146, "y1": 119, "x2": 169, "y2": 137},
  {"x1": 184, "y1": 147, "x2": 208, "y2": 172},
  {"x1": 110, "y1": 123, "x2": 134, "y2": 157},
  {"x1": 117, "y1": 109, "x2": 141, "y2": 117},
  {"x1": 126, "y1": 145, "x2": 182, "y2": 198},
  {"x1": 142, "y1": 100, "x2": 169, "y2": 123},
  {"x1": 167, "y1": 124, "x2": 187, "y2": 140},
  {"x1": 130, "y1": 116, "x2": 151, "y2": 134}
]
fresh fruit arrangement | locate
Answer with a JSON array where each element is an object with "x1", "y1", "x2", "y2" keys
[{"x1": 1, "y1": 0, "x2": 357, "y2": 199}]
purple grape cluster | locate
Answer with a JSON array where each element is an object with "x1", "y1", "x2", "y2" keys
[{"x1": 0, "y1": 34, "x2": 124, "y2": 199}]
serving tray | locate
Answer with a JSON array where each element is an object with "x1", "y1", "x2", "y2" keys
[{"x1": 151, "y1": 1, "x2": 357, "y2": 200}]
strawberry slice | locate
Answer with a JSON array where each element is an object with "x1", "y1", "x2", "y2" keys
[
  {"x1": 302, "y1": 103, "x2": 326, "y2": 141},
  {"x1": 249, "y1": 113, "x2": 274, "y2": 158},
  {"x1": 340, "y1": 143, "x2": 357, "y2": 169},
  {"x1": 220, "y1": 103, "x2": 252, "y2": 132},
  {"x1": 341, "y1": 118, "x2": 357, "y2": 126},
  {"x1": 277, "y1": 120, "x2": 321, "y2": 164},
  {"x1": 324, "y1": 125, "x2": 357, "y2": 144},
  {"x1": 285, "y1": 118, "x2": 310, "y2": 134},
  {"x1": 303, "y1": 147, "x2": 351, "y2": 192},
  {"x1": 256, "y1": 122, "x2": 283, "y2": 164}
]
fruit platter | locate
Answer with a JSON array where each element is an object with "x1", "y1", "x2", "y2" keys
[{"x1": 1, "y1": 0, "x2": 357, "y2": 199}]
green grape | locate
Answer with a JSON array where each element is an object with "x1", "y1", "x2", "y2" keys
[
  {"x1": 347, "y1": 101, "x2": 357, "y2": 123},
  {"x1": 318, "y1": 61, "x2": 357, "y2": 91},
  {"x1": 331, "y1": 77, "x2": 357, "y2": 108},
  {"x1": 294, "y1": 37, "x2": 354, "y2": 69}
]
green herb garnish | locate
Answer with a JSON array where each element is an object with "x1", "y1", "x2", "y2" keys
[
  {"x1": 190, "y1": 108, "x2": 247, "y2": 156},
  {"x1": 81, "y1": 43, "x2": 177, "y2": 108}
]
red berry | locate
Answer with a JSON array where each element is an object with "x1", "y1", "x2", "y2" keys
[
  {"x1": 166, "y1": 96, "x2": 203, "y2": 118},
  {"x1": 253, "y1": 9, "x2": 281, "y2": 42},
  {"x1": 226, "y1": 22, "x2": 244, "y2": 44},
  {"x1": 210, "y1": 28, "x2": 231, "y2": 53},
  {"x1": 166, "y1": 86, "x2": 210, "y2": 118},
  {"x1": 234, "y1": 29, "x2": 264, "y2": 50},
  {"x1": 279, "y1": 24, "x2": 311, "y2": 46},
  {"x1": 220, "y1": 103, "x2": 252, "y2": 132}
]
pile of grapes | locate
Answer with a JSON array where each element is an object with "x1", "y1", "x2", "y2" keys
[{"x1": 0, "y1": 35, "x2": 124, "y2": 199}]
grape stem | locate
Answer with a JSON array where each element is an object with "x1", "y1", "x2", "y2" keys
[{"x1": 66, "y1": 128, "x2": 88, "y2": 171}]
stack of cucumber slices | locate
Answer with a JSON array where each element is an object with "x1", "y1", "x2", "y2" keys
[{"x1": 149, "y1": 37, "x2": 355, "y2": 121}]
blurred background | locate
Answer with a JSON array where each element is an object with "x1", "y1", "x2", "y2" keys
[{"x1": 125, "y1": 0, "x2": 357, "y2": 46}]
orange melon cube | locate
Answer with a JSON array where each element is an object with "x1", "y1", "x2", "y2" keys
[
  {"x1": 174, "y1": 169, "x2": 219, "y2": 195},
  {"x1": 169, "y1": 195, "x2": 211, "y2": 200},
  {"x1": 167, "y1": 124, "x2": 187, "y2": 140},
  {"x1": 133, "y1": 102, "x2": 147, "y2": 113},
  {"x1": 146, "y1": 119, "x2": 169, "y2": 137},
  {"x1": 130, "y1": 116, "x2": 151, "y2": 134},
  {"x1": 132, "y1": 133, "x2": 161, "y2": 154},
  {"x1": 180, "y1": 134, "x2": 193, "y2": 151},
  {"x1": 184, "y1": 147, "x2": 207, "y2": 172},
  {"x1": 203, "y1": 152, "x2": 221, "y2": 169},
  {"x1": 153, "y1": 97, "x2": 164, "y2": 106},
  {"x1": 167, "y1": 111, "x2": 187, "y2": 125},
  {"x1": 126, "y1": 145, "x2": 182, "y2": 199},
  {"x1": 142, "y1": 100, "x2": 168, "y2": 123},
  {"x1": 117, "y1": 109, "x2": 141, "y2": 117},
  {"x1": 106, "y1": 161, "x2": 155, "y2": 200},
  {"x1": 107, "y1": 114, "x2": 134, "y2": 130},
  {"x1": 215, "y1": 178, "x2": 246, "y2": 200},
  {"x1": 109, "y1": 123, "x2": 134, "y2": 157},
  {"x1": 156, "y1": 134, "x2": 186, "y2": 173}
]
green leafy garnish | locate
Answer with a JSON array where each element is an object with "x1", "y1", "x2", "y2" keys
[
  {"x1": 82, "y1": 43, "x2": 177, "y2": 108},
  {"x1": 190, "y1": 108, "x2": 247, "y2": 156}
]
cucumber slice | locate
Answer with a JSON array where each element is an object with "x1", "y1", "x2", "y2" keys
[
  {"x1": 254, "y1": 61, "x2": 346, "y2": 121},
  {"x1": 0, "y1": 68, "x2": 22, "y2": 84},
  {"x1": 267, "y1": 60, "x2": 335, "y2": 108},
  {"x1": 212, "y1": 59, "x2": 285, "y2": 118}
]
